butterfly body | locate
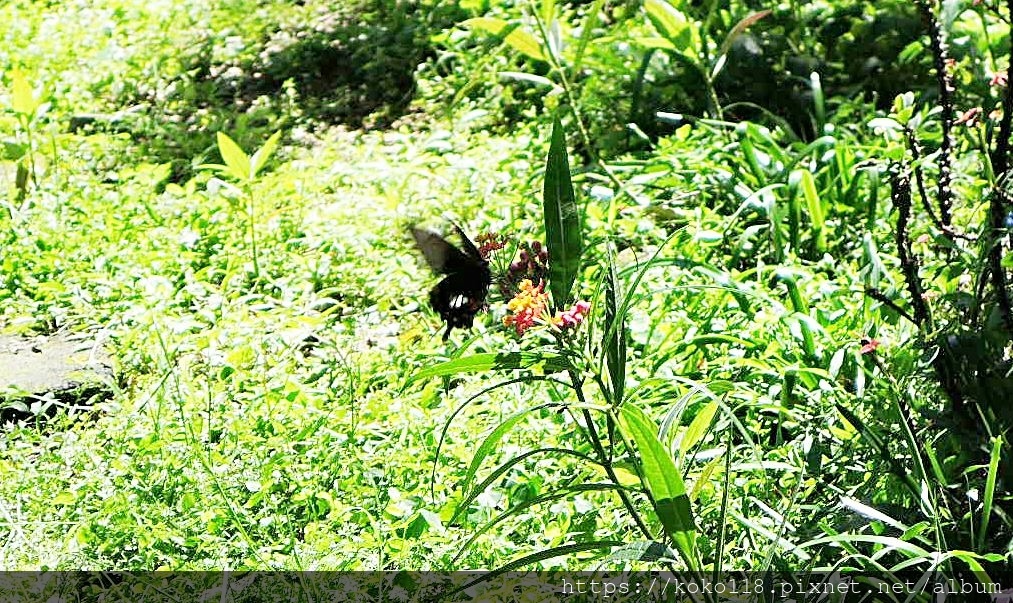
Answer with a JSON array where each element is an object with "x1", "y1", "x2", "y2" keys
[{"x1": 410, "y1": 224, "x2": 491, "y2": 340}]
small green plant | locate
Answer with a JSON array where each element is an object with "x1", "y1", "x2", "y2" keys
[
  {"x1": 3, "y1": 68, "x2": 44, "y2": 206},
  {"x1": 199, "y1": 130, "x2": 282, "y2": 282}
]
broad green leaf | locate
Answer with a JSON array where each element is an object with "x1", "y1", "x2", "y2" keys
[
  {"x1": 619, "y1": 402, "x2": 697, "y2": 565},
  {"x1": 409, "y1": 352, "x2": 569, "y2": 384},
  {"x1": 543, "y1": 117, "x2": 582, "y2": 307},
  {"x1": 216, "y1": 132, "x2": 251, "y2": 181},
  {"x1": 679, "y1": 400, "x2": 718, "y2": 457},
  {"x1": 462, "y1": 17, "x2": 547, "y2": 62},
  {"x1": 643, "y1": 0, "x2": 699, "y2": 57},
  {"x1": 10, "y1": 68, "x2": 38, "y2": 117},
  {"x1": 2, "y1": 141, "x2": 27, "y2": 161},
  {"x1": 250, "y1": 130, "x2": 282, "y2": 179}
]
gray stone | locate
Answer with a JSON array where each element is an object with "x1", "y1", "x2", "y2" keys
[{"x1": 0, "y1": 334, "x2": 113, "y2": 422}]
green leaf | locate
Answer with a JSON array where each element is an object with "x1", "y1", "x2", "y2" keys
[
  {"x1": 250, "y1": 130, "x2": 282, "y2": 179},
  {"x1": 792, "y1": 169, "x2": 825, "y2": 252},
  {"x1": 216, "y1": 131, "x2": 251, "y2": 181},
  {"x1": 456, "y1": 405, "x2": 556, "y2": 518},
  {"x1": 604, "y1": 249, "x2": 626, "y2": 406},
  {"x1": 10, "y1": 68, "x2": 38, "y2": 117},
  {"x1": 978, "y1": 436, "x2": 1002, "y2": 549},
  {"x1": 679, "y1": 400, "x2": 718, "y2": 458},
  {"x1": 453, "y1": 482, "x2": 621, "y2": 564},
  {"x1": 451, "y1": 448, "x2": 601, "y2": 525},
  {"x1": 408, "y1": 352, "x2": 570, "y2": 385},
  {"x1": 606, "y1": 541, "x2": 680, "y2": 562},
  {"x1": 643, "y1": 0, "x2": 698, "y2": 58},
  {"x1": 543, "y1": 117, "x2": 582, "y2": 307},
  {"x1": 573, "y1": 0, "x2": 607, "y2": 72},
  {"x1": 618, "y1": 402, "x2": 698, "y2": 565},
  {"x1": 498, "y1": 71, "x2": 560, "y2": 90},
  {"x1": 540, "y1": 0, "x2": 556, "y2": 30},
  {"x1": 2, "y1": 141, "x2": 27, "y2": 161},
  {"x1": 462, "y1": 17, "x2": 547, "y2": 62}
]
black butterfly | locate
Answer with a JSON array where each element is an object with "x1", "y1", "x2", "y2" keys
[{"x1": 410, "y1": 223, "x2": 492, "y2": 341}]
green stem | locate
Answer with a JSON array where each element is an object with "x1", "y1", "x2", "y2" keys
[
  {"x1": 562, "y1": 361, "x2": 654, "y2": 541},
  {"x1": 247, "y1": 188, "x2": 260, "y2": 280}
]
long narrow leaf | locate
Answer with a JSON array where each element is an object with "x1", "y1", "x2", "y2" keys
[
  {"x1": 543, "y1": 116, "x2": 583, "y2": 307},
  {"x1": 462, "y1": 17, "x2": 547, "y2": 62},
  {"x1": 10, "y1": 68, "x2": 39, "y2": 117},
  {"x1": 452, "y1": 483, "x2": 620, "y2": 564},
  {"x1": 408, "y1": 352, "x2": 570, "y2": 385},
  {"x1": 456, "y1": 404, "x2": 556, "y2": 517},
  {"x1": 451, "y1": 447, "x2": 598, "y2": 524},
  {"x1": 250, "y1": 130, "x2": 282, "y2": 179},
  {"x1": 447, "y1": 541, "x2": 624, "y2": 597},
  {"x1": 432, "y1": 375, "x2": 567, "y2": 499},
  {"x1": 977, "y1": 436, "x2": 1002, "y2": 549},
  {"x1": 604, "y1": 249, "x2": 626, "y2": 406},
  {"x1": 679, "y1": 400, "x2": 719, "y2": 458}
]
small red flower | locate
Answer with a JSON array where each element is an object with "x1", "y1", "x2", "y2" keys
[
  {"x1": 859, "y1": 337, "x2": 880, "y2": 355},
  {"x1": 475, "y1": 232, "x2": 507, "y2": 259},
  {"x1": 990, "y1": 70, "x2": 1008, "y2": 88}
]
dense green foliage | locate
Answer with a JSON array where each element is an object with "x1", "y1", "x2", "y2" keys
[{"x1": 1, "y1": 0, "x2": 1010, "y2": 588}]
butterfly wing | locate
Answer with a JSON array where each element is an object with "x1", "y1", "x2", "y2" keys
[
  {"x1": 449, "y1": 221, "x2": 484, "y2": 262},
  {"x1": 410, "y1": 227, "x2": 477, "y2": 275}
]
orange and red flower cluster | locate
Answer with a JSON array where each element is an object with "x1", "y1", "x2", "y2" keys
[
  {"x1": 503, "y1": 279, "x2": 590, "y2": 336},
  {"x1": 503, "y1": 279, "x2": 550, "y2": 335}
]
